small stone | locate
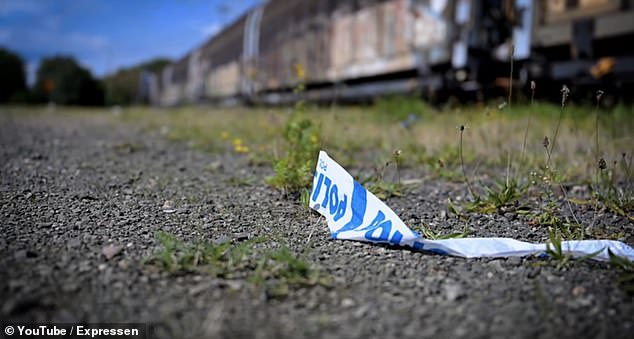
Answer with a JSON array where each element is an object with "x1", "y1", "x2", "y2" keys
[
  {"x1": 214, "y1": 236, "x2": 230, "y2": 245},
  {"x1": 68, "y1": 237, "x2": 82, "y2": 248},
  {"x1": 225, "y1": 280, "x2": 243, "y2": 290},
  {"x1": 341, "y1": 298, "x2": 356, "y2": 308},
  {"x1": 207, "y1": 160, "x2": 223, "y2": 171},
  {"x1": 162, "y1": 200, "x2": 176, "y2": 213},
  {"x1": 14, "y1": 250, "x2": 27, "y2": 260},
  {"x1": 234, "y1": 233, "x2": 249, "y2": 241},
  {"x1": 98, "y1": 263, "x2": 107, "y2": 271},
  {"x1": 507, "y1": 257, "x2": 522, "y2": 266},
  {"x1": 62, "y1": 282, "x2": 80, "y2": 293},
  {"x1": 102, "y1": 244, "x2": 122, "y2": 260},
  {"x1": 189, "y1": 282, "x2": 214, "y2": 296},
  {"x1": 444, "y1": 283, "x2": 464, "y2": 301},
  {"x1": 572, "y1": 285, "x2": 586, "y2": 297},
  {"x1": 353, "y1": 304, "x2": 370, "y2": 319}
]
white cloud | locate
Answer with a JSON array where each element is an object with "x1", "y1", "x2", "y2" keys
[
  {"x1": 200, "y1": 23, "x2": 221, "y2": 37},
  {"x1": 6, "y1": 28, "x2": 110, "y2": 54},
  {"x1": 0, "y1": 0, "x2": 47, "y2": 16},
  {"x1": 67, "y1": 32, "x2": 109, "y2": 50}
]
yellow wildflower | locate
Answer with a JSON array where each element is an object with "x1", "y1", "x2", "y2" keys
[{"x1": 293, "y1": 63, "x2": 305, "y2": 80}]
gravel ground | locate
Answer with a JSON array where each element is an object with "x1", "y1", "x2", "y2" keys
[{"x1": 1, "y1": 109, "x2": 632, "y2": 339}]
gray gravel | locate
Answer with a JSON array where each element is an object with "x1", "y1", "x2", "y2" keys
[{"x1": 1, "y1": 109, "x2": 632, "y2": 339}]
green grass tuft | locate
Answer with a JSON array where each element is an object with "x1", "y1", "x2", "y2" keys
[
  {"x1": 266, "y1": 114, "x2": 321, "y2": 193},
  {"x1": 150, "y1": 232, "x2": 328, "y2": 298}
]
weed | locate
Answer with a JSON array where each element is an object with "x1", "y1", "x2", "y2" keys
[
  {"x1": 420, "y1": 145, "x2": 465, "y2": 182},
  {"x1": 267, "y1": 67, "x2": 321, "y2": 194},
  {"x1": 590, "y1": 227, "x2": 625, "y2": 241},
  {"x1": 594, "y1": 90, "x2": 604, "y2": 161},
  {"x1": 152, "y1": 231, "x2": 232, "y2": 274},
  {"x1": 150, "y1": 232, "x2": 327, "y2": 298},
  {"x1": 393, "y1": 149, "x2": 402, "y2": 185},
  {"x1": 467, "y1": 179, "x2": 524, "y2": 214},
  {"x1": 545, "y1": 227, "x2": 573, "y2": 269},
  {"x1": 458, "y1": 125, "x2": 476, "y2": 199},
  {"x1": 225, "y1": 176, "x2": 253, "y2": 186},
  {"x1": 266, "y1": 115, "x2": 320, "y2": 193},
  {"x1": 531, "y1": 197, "x2": 584, "y2": 240},
  {"x1": 232, "y1": 138, "x2": 249, "y2": 154},
  {"x1": 622, "y1": 152, "x2": 633, "y2": 195},
  {"x1": 487, "y1": 179, "x2": 523, "y2": 206},
  {"x1": 415, "y1": 223, "x2": 469, "y2": 240},
  {"x1": 508, "y1": 43, "x2": 514, "y2": 109},
  {"x1": 363, "y1": 150, "x2": 407, "y2": 199},
  {"x1": 545, "y1": 225, "x2": 602, "y2": 269},
  {"x1": 112, "y1": 142, "x2": 145, "y2": 154},
  {"x1": 300, "y1": 188, "x2": 311, "y2": 209},
  {"x1": 534, "y1": 92, "x2": 584, "y2": 238},
  {"x1": 547, "y1": 85, "x2": 570, "y2": 165},
  {"x1": 587, "y1": 91, "x2": 633, "y2": 220},
  {"x1": 608, "y1": 249, "x2": 634, "y2": 295},
  {"x1": 592, "y1": 155, "x2": 634, "y2": 221},
  {"x1": 520, "y1": 81, "x2": 536, "y2": 165},
  {"x1": 250, "y1": 245, "x2": 329, "y2": 298},
  {"x1": 447, "y1": 198, "x2": 468, "y2": 221},
  {"x1": 366, "y1": 180, "x2": 405, "y2": 200}
]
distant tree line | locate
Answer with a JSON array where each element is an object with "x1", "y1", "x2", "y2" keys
[
  {"x1": 0, "y1": 46, "x2": 169, "y2": 106},
  {"x1": 104, "y1": 58, "x2": 170, "y2": 105}
]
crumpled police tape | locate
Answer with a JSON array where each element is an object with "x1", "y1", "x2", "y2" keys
[{"x1": 310, "y1": 151, "x2": 634, "y2": 261}]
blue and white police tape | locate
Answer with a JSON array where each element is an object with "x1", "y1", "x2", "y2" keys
[{"x1": 310, "y1": 151, "x2": 634, "y2": 261}]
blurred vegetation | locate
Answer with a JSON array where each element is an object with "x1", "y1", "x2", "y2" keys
[
  {"x1": 0, "y1": 46, "x2": 169, "y2": 107},
  {"x1": 120, "y1": 102, "x2": 634, "y2": 182},
  {"x1": 33, "y1": 56, "x2": 104, "y2": 106},
  {"x1": 372, "y1": 94, "x2": 428, "y2": 123},
  {"x1": 0, "y1": 47, "x2": 28, "y2": 103},
  {"x1": 104, "y1": 58, "x2": 170, "y2": 106}
]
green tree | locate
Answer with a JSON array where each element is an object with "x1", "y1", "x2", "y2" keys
[
  {"x1": 0, "y1": 47, "x2": 27, "y2": 103},
  {"x1": 104, "y1": 58, "x2": 170, "y2": 105},
  {"x1": 34, "y1": 56, "x2": 104, "y2": 106}
]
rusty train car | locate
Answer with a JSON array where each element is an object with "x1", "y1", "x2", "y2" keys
[{"x1": 144, "y1": 0, "x2": 634, "y2": 106}]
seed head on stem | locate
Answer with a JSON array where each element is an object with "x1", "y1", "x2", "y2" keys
[
  {"x1": 560, "y1": 85, "x2": 570, "y2": 108},
  {"x1": 594, "y1": 90, "x2": 604, "y2": 161},
  {"x1": 459, "y1": 124, "x2": 474, "y2": 199},
  {"x1": 548, "y1": 85, "x2": 570, "y2": 166}
]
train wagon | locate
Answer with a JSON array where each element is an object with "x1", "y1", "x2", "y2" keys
[
  {"x1": 145, "y1": 0, "x2": 634, "y2": 106},
  {"x1": 526, "y1": 0, "x2": 634, "y2": 104}
]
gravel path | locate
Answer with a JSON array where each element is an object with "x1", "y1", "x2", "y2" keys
[{"x1": 1, "y1": 110, "x2": 632, "y2": 339}]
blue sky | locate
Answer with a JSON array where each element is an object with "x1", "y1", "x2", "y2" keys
[{"x1": 0, "y1": 0, "x2": 261, "y2": 83}]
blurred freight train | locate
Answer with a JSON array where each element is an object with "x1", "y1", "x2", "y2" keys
[{"x1": 140, "y1": 0, "x2": 634, "y2": 106}]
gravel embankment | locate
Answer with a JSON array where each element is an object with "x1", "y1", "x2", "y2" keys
[{"x1": 1, "y1": 110, "x2": 632, "y2": 339}]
